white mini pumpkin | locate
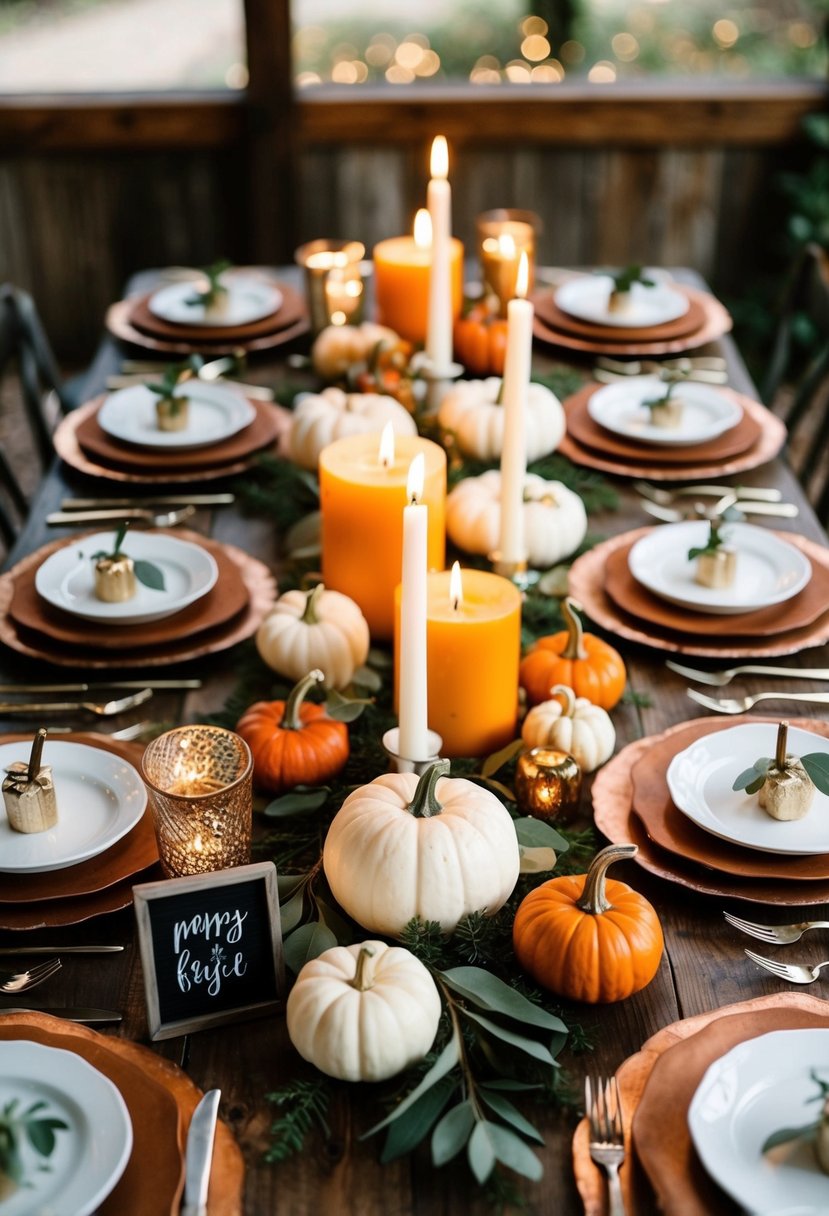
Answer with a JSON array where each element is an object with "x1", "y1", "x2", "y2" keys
[
  {"x1": 256, "y1": 583, "x2": 370, "y2": 690},
  {"x1": 289, "y1": 387, "x2": 417, "y2": 471},
  {"x1": 446, "y1": 470, "x2": 588, "y2": 568},
  {"x1": 323, "y1": 760, "x2": 520, "y2": 935},
  {"x1": 286, "y1": 941, "x2": 441, "y2": 1082},
  {"x1": 311, "y1": 322, "x2": 399, "y2": 381},
  {"x1": 438, "y1": 377, "x2": 564, "y2": 462},
  {"x1": 521, "y1": 684, "x2": 616, "y2": 773}
]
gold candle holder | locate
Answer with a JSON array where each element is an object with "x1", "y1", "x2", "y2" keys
[
  {"x1": 515, "y1": 747, "x2": 582, "y2": 824},
  {"x1": 141, "y1": 726, "x2": 253, "y2": 878},
  {"x1": 295, "y1": 239, "x2": 366, "y2": 334},
  {"x1": 476, "y1": 209, "x2": 540, "y2": 318}
]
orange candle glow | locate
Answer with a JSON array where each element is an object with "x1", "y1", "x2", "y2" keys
[
  {"x1": 373, "y1": 209, "x2": 463, "y2": 344},
  {"x1": 394, "y1": 563, "x2": 522, "y2": 757},
  {"x1": 320, "y1": 431, "x2": 446, "y2": 640}
]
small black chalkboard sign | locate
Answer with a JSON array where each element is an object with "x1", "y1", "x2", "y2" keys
[{"x1": 133, "y1": 861, "x2": 283, "y2": 1041}]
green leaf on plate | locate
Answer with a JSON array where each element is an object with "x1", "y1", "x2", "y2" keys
[
  {"x1": 381, "y1": 1076, "x2": 456, "y2": 1163},
  {"x1": 431, "y1": 1099, "x2": 476, "y2": 1167},
  {"x1": 133, "y1": 559, "x2": 166, "y2": 592},
  {"x1": 762, "y1": 1121, "x2": 816, "y2": 1154},
  {"x1": 801, "y1": 753, "x2": 829, "y2": 796},
  {"x1": 441, "y1": 967, "x2": 568, "y2": 1035},
  {"x1": 363, "y1": 1033, "x2": 460, "y2": 1138},
  {"x1": 264, "y1": 787, "x2": 330, "y2": 818},
  {"x1": 282, "y1": 921, "x2": 337, "y2": 973},
  {"x1": 513, "y1": 817, "x2": 570, "y2": 852}
]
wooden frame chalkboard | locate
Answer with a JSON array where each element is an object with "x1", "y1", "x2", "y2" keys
[{"x1": 134, "y1": 861, "x2": 284, "y2": 1042}]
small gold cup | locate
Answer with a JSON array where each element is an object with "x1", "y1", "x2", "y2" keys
[{"x1": 515, "y1": 747, "x2": 582, "y2": 824}]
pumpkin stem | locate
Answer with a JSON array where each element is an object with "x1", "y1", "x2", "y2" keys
[
  {"x1": 775, "y1": 720, "x2": 789, "y2": 770},
  {"x1": 576, "y1": 843, "x2": 638, "y2": 914},
  {"x1": 407, "y1": 759, "x2": 449, "y2": 818},
  {"x1": 560, "y1": 598, "x2": 588, "y2": 661},
  {"x1": 496, "y1": 378, "x2": 505, "y2": 406},
  {"x1": 550, "y1": 684, "x2": 576, "y2": 718},
  {"x1": 301, "y1": 583, "x2": 325, "y2": 625},
  {"x1": 351, "y1": 945, "x2": 376, "y2": 992},
  {"x1": 280, "y1": 669, "x2": 325, "y2": 730},
  {"x1": 27, "y1": 727, "x2": 48, "y2": 782}
]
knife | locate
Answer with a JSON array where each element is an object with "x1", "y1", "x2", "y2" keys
[
  {"x1": 61, "y1": 495, "x2": 235, "y2": 510},
  {"x1": 182, "y1": 1089, "x2": 221, "y2": 1216},
  {"x1": 0, "y1": 1007, "x2": 122, "y2": 1023},
  {"x1": 0, "y1": 946, "x2": 124, "y2": 955},
  {"x1": 0, "y1": 681, "x2": 201, "y2": 694}
]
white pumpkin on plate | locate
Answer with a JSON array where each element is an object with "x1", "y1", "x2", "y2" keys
[
  {"x1": 446, "y1": 469, "x2": 588, "y2": 568},
  {"x1": 438, "y1": 377, "x2": 564, "y2": 462},
  {"x1": 289, "y1": 386, "x2": 416, "y2": 471}
]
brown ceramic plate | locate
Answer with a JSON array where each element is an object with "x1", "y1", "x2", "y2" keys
[
  {"x1": 533, "y1": 284, "x2": 706, "y2": 343},
  {"x1": 129, "y1": 279, "x2": 306, "y2": 342},
  {"x1": 0, "y1": 865, "x2": 161, "y2": 929},
  {"x1": 106, "y1": 296, "x2": 309, "y2": 357},
  {"x1": 568, "y1": 530, "x2": 829, "y2": 658},
  {"x1": 8, "y1": 530, "x2": 249, "y2": 651}
]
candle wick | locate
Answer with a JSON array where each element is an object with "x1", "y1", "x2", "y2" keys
[{"x1": 452, "y1": 597, "x2": 460, "y2": 612}]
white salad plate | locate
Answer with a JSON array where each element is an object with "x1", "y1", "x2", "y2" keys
[
  {"x1": 666, "y1": 722, "x2": 829, "y2": 855},
  {"x1": 554, "y1": 275, "x2": 690, "y2": 328},
  {"x1": 587, "y1": 376, "x2": 743, "y2": 446},
  {"x1": 0, "y1": 1040, "x2": 132, "y2": 1216},
  {"x1": 628, "y1": 521, "x2": 812, "y2": 614},
  {"x1": 98, "y1": 381, "x2": 256, "y2": 450},
  {"x1": 0, "y1": 739, "x2": 147, "y2": 872},
  {"x1": 35, "y1": 530, "x2": 219, "y2": 626},
  {"x1": 148, "y1": 276, "x2": 282, "y2": 327},
  {"x1": 688, "y1": 1029, "x2": 829, "y2": 1216}
]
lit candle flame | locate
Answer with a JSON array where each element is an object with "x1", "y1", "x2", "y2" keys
[
  {"x1": 430, "y1": 135, "x2": 448, "y2": 180},
  {"x1": 407, "y1": 453, "x2": 425, "y2": 504},
  {"x1": 414, "y1": 208, "x2": 432, "y2": 249},
  {"x1": 449, "y1": 560, "x2": 463, "y2": 611},
  {"x1": 498, "y1": 233, "x2": 517, "y2": 258},
  {"x1": 379, "y1": 422, "x2": 395, "y2": 469},
  {"x1": 515, "y1": 251, "x2": 529, "y2": 299}
]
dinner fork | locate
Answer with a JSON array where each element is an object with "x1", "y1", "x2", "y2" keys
[
  {"x1": 634, "y1": 481, "x2": 783, "y2": 506},
  {"x1": 725, "y1": 912, "x2": 829, "y2": 945},
  {"x1": 585, "y1": 1075, "x2": 626, "y2": 1216},
  {"x1": 745, "y1": 949, "x2": 829, "y2": 985},
  {"x1": 687, "y1": 688, "x2": 829, "y2": 715},
  {"x1": 46, "y1": 506, "x2": 196, "y2": 528},
  {"x1": 667, "y1": 660, "x2": 829, "y2": 686},
  {"x1": 0, "y1": 690, "x2": 153, "y2": 717},
  {"x1": 0, "y1": 958, "x2": 62, "y2": 994},
  {"x1": 640, "y1": 499, "x2": 799, "y2": 523}
]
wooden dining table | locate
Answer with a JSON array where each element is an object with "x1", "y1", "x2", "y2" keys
[{"x1": 1, "y1": 268, "x2": 827, "y2": 1215}]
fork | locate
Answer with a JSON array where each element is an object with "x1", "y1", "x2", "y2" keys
[
  {"x1": 640, "y1": 499, "x2": 799, "y2": 523},
  {"x1": 667, "y1": 660, "x2": 829, "y2": 686},
  {"x1": 0, "y1": 958, "x2": 62, "y2": 994},
  {"x1": 687, "y1": 688, "x2": 829, "y2": 714},
  {"x1": 725, "y1": 912, "x2": 829, "y2": 945},
  {"x1": 745, "y1": 949, "x2": 829, "y2": 985},
  {"x1": 585, "y1": 1075, "x2": 626, "y2": 1216},
  {"x1": 634, "y1": 481, "x2": 782, "y2": 506},
  {"x1": 46, "y1": 506, "x2": 196, "y2": 528},
  {"x1": 0, "y1": 690, "x2": 153, "y2": 717}
]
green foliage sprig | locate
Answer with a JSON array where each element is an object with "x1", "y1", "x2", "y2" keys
[
  {"x1": 733, "y1": 752, "x2": 829, "y2": 796},
  {"x1": 263, "y1": 1079, "x2": 331, "y2": 1164},
  {"x1": 145, "y1": 355, "x2": 203, "y2": 414},
  {"x1": 92, "y1": 522, "x2": 166, "y2": 591},
  {"x1": 762, "y1": 1069, "x2": 829, "y2": 1155},
  {"x1": 688, "y1": 518, "x2": 728, "y2": 561},
  {"x1": 0, "y1": 1098, "x2": 68, "y2": 1189},
  {"x1": 186, "y1": 259, "x2": 231, "y2": 308},
  {"x1": 608, "y1": 264, "x2": 656, "y2": 294}
]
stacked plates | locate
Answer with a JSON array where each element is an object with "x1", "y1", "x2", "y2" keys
[
  {"x1": 0, "y1": 529, "x2": 276, "y2": 668},
  {"x1": 558, "y1": 381, "x2": 786, "y2": 481},
  {"x1": 531, "y1": 278, "x2": 732, "y2": 357},
  {"x1": 0, "y1": 1011, "x2": 244, "y2": 1213},
  {"x1": 592, "y1": 715, "x2": 829, "y2": 905},
  {"x1": 569, "y1": 525, "x2": 829, "y2": 658},
  {"x1": 106, "y1": 273, "x2": 309, "y2": 356}
]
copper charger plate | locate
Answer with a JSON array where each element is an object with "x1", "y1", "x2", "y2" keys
[
  {"x1": 572, "y1": 993, "x2": 829, "y2": 1216},
  {"x1": 0, "y1": 1012, "x2": 244, "y2": 1215},
  {"x1": 8, "y1": 530, "x2": 250, "y2": 652},
  {"x1": 604, "y1": 528, "x2": 829, "y2": 639},
  {"x1": 533, "y1": 284, "x2": 706, "y2": 343},
  {"x1": 129, "y1": 279, "x2": 306, "y2": 342},
  {"x1": 0, "y1": 540, "x2": 276, "y2": 668},
  {"x1": 568, "y1": 530, "x2": 829, "y2": 658},
  {"x1": 591, "y1": 720, "x2": 829, "y2": 904},
  {"x1": 562, "y1": 383, "x2": 760, "y2": 465},
  {"x1": 557, "y1": 395, "x2": 786, "y2": 481},
  {"x1": 107, "y1": 295, "x2": 309, "y2": 356},
  {"x1": 0, "y1": 864, "x2": 161, "y2": 930},
  {"x1": 630, "y1": 717, "x2": 829, "y2": 881}
]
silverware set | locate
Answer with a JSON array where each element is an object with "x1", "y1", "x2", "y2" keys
[
  {"x1": 0, "y1": 690, "x2": 153, "y2": 718},
  {"x1": 594, "y1": 355, "x2": 728, "y2": 384},
  {"x1": 0, "y1": 949, "x2": 124, "y2": 1022},
  {"x1": 727, "y1": 914, "x2": 829, "y2": 987},
  {"x1": 636, "y1": 481, "x2": 798, "y2": 522},
  {"x1": 107, "y1": 352, "x2": 274, "y2": 400},
  {"x1": 0, "y1": 958, "x2": 62, "y2": 994},
  {"x1": 667, "y1": 659, "x2": 829, "y2": 714},
  {"x1": 47, "y1": 506, "x2": 197, "y2": 528},
  {"x1": 687, "y1": 687, "x2": 829, "y2": 715}
]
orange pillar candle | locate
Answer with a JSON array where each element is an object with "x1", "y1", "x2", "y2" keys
[
  {"x1": 320, "y1": 430, "x2": 446, "y2": 640},
  {"x1": 394, "y1": 563, "x2": 522, "y2": 757},
  {"x1": 373, "y1": 210, "x2": 464, "y2": 345}
]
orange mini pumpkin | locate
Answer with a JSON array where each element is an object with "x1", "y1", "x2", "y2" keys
[
  {"x1": 453, "y1": 304, "x2": 509, "y2": 377},
  {"x1": 236, "y1": 669, "x2": 349, "y2": 794},
  {"x1": 519, "y1": 597, "x2": 626, "y2": 710},
  {"x1": 512, "y1": 843, "x2": 663, "y2": 1003}
]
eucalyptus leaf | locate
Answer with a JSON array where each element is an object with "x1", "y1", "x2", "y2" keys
[
  {"x1": 367, "y1": 647, "x2": 394, "y2": 670},
  {"x1": 442, "y1": 967, "x2": 568, "y2": 1034},
  {"x1": 264, "y1": 787, "x2": 330, "y2": 818},
  {"x1": 133, "y1": 559, "x2": 166, "y2": 592},
  {"x1": 478, "y1": 1091, "x2": 544, "y2": 1144},
  {"x1": 467, "y1": 1121, "x2": 496, "y2": 1184},
  {"x1": 325, "y1": 689, "x2": 372, "y2": 723},
  {"x1": 473, "y1": 776, "x2": 516, "y2": 802},
  {"x1": 277, "y1": 874, "x2": 305, "y2": 899},
  {"x1": 431, "y1": 1099, "x2": 476, "y2": 1167},
  {"x1": 461, "y1": 1009, "x2": 556, "y2": 1066},
  {"x1": 481, "y1": 739, "x2": 524, "y2": 779},
  {"x1": 733, "y1": 760, "x2": 771, "y2": 792},
  {"x1": 381, "y1": 1077, "x2": 456, "y2": 1164},
  {"x1": 278, "y1": 887, "x2": 306, "y2": 937},
  {"x1": 537, "y1": 566, "x2": 570, "y2": 598},
  {"x1": 362, "y1": 1033, "x2": 460, "y2": 1138},
  {"x1": 282, "y1": 921, "x2": 337, "y2": 973},
  {"x1": 315, "y1": 897, "x2": 354, "y2": 945},
  {"x1": 351, "y1": 666, "x2": 383, "y2": 693},
  {"x1": 479, "y1": 1080, "x2": 543, "y2": 1093},
  {"x1": 801, "y1": 753, "x2": 829, "y2": 796},
  {"x1": 486, "y1": 1121, "x2": 544, "y2": 1180},
  {"x1": 762, "y1": 1121, "x2": 816, "y2": 1154},
  {"x1": 513, "y1": 817, "x2": 570, "y2": 852},
  {"x1": 518, "y1": 845, "x2": 558, "y2": 873},
  {"x1": 287, "y1": 543, "x2": 322, "y2": 561}
]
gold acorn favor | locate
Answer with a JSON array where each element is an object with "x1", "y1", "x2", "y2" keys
[
  {"x1": 688, "y1": 518, "x2": 737, "y2": 589},
  {"x1": 643, "y1": 378, "x2": 684, "y2": 430},
  {"x1": 2, "y1": 728, "x2": 58, "y2": 834},
  {"x1": 91, "y1": 522, "x2": 166, "y2": 604},
  {"x1": 758, "y1": 721, "x2": 815, "y2": 822},
  {"x1": 146, "y1": 359, "x2": 198, "y2": 432}
]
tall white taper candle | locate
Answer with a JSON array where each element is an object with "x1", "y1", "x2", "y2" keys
[
  {"x1": 425, "y1": 135, "x2": 453, "y2": 375},
  {"x1": 498, "y1": 252, "x2": 533, "y2": 565},
  {"x1": 398, "y1": 453, "x2": 429, "y2": 761}
]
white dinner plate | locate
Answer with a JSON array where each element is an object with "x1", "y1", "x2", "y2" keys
[
  {"x1": 587, "y1": 376, "x2": 743, "y2": 446},
  {"x1": 0, "y1": 739, "x2": 147, "y2": 872},
  {"x1": 666, "y1": 722, "x2": 829, "y2": 855},
  {"x1": 97, "y1": 381, "x2": 256, "y2": 450},
  {"x1": 148, "y1": 276, "x2": 282, "y2": 327},
  {"x1": 554, "y1": 275, "x2": 690, "y2": 328},
  {"x1": 35, "y1": 530, "x2": 219, "y2": 625},
  {"x1": 0, "y1": 1040, "x2": 132, "y2": 1216},
  {"x1": 689, "y1": 1029, "x2": 829, "y2": 1216},
  {"x1": 628, "y1": 521, "x2": 812, "y2": 614}
]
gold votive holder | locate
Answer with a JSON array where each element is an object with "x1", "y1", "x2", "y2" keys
[
  {"x1": 141, "y1": 726, "x2": 253, "y2": 878},
  {"x1": 476, "y1": 209, "x2": 540, "y2": 317},
  {"x1": 295, "y1": 239, "x2": 366, "y2": 334},
  {"x1": 515, "y1": 747, "x2": 582, "y2": 824}
]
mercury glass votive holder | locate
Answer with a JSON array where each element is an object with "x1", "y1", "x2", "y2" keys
[
  {"x1": 476, "y1": 209, "x2": 541, "y2": 317},
  {"x1": 515, "y1": 747, "x2": 582, "y2": 824},
  {"x1": 141, "y1": 726, "x2": 253, "y2": 878},
  {"x1": 295, "y1": 239, "x2": 366, "y2": 334}
]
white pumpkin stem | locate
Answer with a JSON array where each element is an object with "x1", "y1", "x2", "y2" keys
[
  {"x1": 576, "y1": 843, "x2": 637, "y2": 915},
  {"x1": 408, "y1": 759, "x2": 450, "y2": 818},
  {"x1": 28, "y1": 727, "x2": 47, "y2": 782},
  {"x1": 301, "y1": 583, "x2": 325, "y2": 625},
  {"x1": 495, "y1": 378, "x2": 505, "y2": 406},
  {"x1": 560, "y1": 598, "x2": 587, "y2": 661},
  {"x1": 281, "y1": 669, "x2": 325, "y2": 730},
  {"x1": 351, "y1": 945, "x2": 376, "y2": 991},
  {"x1": 550, "y1": 684, "x2": 576, "y2": 718},
  {"x1": 775, "y1": 720, "x2": 789, "y2": 770}
]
